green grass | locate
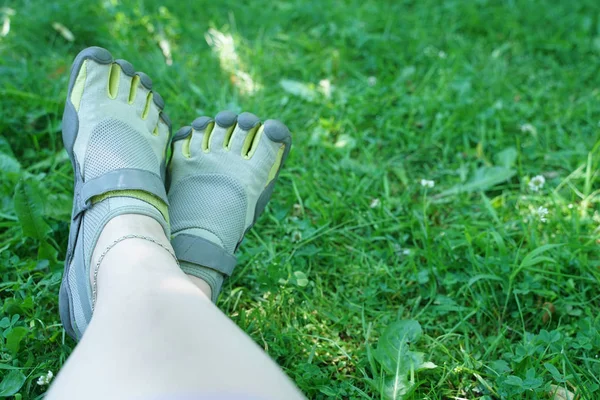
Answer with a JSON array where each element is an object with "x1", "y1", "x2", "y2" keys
[{"x1": 1, "y1": 0, "x2": 600, "y2": 398}]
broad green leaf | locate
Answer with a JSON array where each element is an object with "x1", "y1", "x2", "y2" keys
[
  {"x1": 495, "y1": 147, "x2": 518, "y2": 168},
  {"x1": 0, "y1": 136, "x2": 14, "y2": 156},
  {"x1": 384, "y1": 374, "x2": 413, "y2": 400},
  {"x1": 0, "y1": 370, "x2": 26, "y2": 397},
  {"x1": 44, "y1": 193, "x2": 73, "y2": 220},
  {"x1": 13, "y1": 180, "x2": 51, "y2": 240},
  {"x1": 544, "y1": 363, "x2": 565, "y2": 382},
  {"x1": 538, "y1": 329, "x2": 561, "y2": 344},
  {"x1": 374, "y1": 320, "x2": 423, "y2": 375},
  {"x1": 382, "y1": 320, "x2": 422, "y2": 344},
  {"x1": 419, "y1": 361, "x2": 437, "y2": 369},
  {"x1": 504, "y1": 375, "x2": 523, "y2": 386},
  {"x1": 293, "y1": 271, "x2": 309, "y2": 287},
  {"x1": 522, "y1": 368, "x2": 543, "y2": 390},
  {"x1": 38, "y1": 240, "x2": 58, "y2": 264},
  {"x1": 409, "y1": 352, "x2": 438, "y2": 371},
  {"x1": 373, "y1": 345, "x2": 413, "y2": 375},
  {"x1": 438, "y1": 166, "x2": 515, "y2": 197},
  {"x1": 0, "y1": 153, "x2": 20, "y2": 174},
  {"x1": 5, "y1": 327, "x2": 28, "y2": 354},
  {"x1": 489, "y1": 359, "x2": 511, "y2": 375}
]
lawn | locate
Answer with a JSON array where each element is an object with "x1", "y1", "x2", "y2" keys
[{"x1": 1, "y1": 0, "x2": 599, "y2": 398}]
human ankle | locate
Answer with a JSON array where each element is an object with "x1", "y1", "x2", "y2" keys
[
  {"x1": 186, "y1": 274, "x2": 213, "y2": 299},
  {"x1": 89, "y1": 214, "x2": 171, "y2": 285},
  {"x1": 91, "y1": 238, "x2": 185, "y2": 310}
]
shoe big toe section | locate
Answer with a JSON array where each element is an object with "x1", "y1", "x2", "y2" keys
[
  {"x1": 65, "y1": 47, "x2": 171, "y2": 180},
  {"x1": 68, "y1": 47, "x2": 169, "y2": 137}
]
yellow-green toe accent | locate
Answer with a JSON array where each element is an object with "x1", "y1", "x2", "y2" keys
[
  {"x1": 266, "y1": 144, "x2": 286, "y2": 185},
  {"x1": 242, "y1": 125, "x2": 262, "y2": 159},
  {"x1": 202, "y1": 122, "x2": 216, "y2": 153},
  {"x1": 182, "y1": 134, "x2": 193, "y2": 158},
  {"x1": 128, "y1": 75, "x2": 140, "y2": 104},
  {"x1": 222, "y1": 125, "x2": 236, "y2": 150},
  {"x1": 142, "y1": 92, "x2": 153, "y2": 119},
  {"x1": 108, "y1": 63, "x2": 120, "y2": 99},
  {"x1": 70, "y1": 60, "x2": 88, "y2": 111}
]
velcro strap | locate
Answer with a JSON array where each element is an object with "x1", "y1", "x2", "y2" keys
[
  {"x1": 171, "y1": 233, "x2": 237, "y2": 276},
  {"x1": 74, "y1": 168, "x2": 167, "y2": 217}
]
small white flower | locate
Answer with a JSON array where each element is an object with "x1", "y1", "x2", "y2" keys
[
  {"x1": 394, "y1": 245, "x2": 411, "y2": 257},
  {"x1": 369, "y1": 198, "x2": 381, "y2": 208},
  {"x1": 568, "y1": 203, "x2": 574, "y2": 209},
  {"x1": 1, "y1": 14, "x2": 11, "y2": 38},
  {"x1": 438, "y1": 50, "x2": 447, "y2": 59},
  {"x1": 290, "y1": 231, "x2": 302, "y2": 243},
  {"x1": 367, "y1": 76, "x2": 377, "y2": 86},
  {"x1": 37, "y1": 370, "x2": 54, "y2": 386},
  {"x1": 536, "y1": 206, "x2": 549, "y2": 223},
  {"x1": 528, "y1": 175, "x2": 546, "y2": 192},
  {"x1": 420, "y1": 179, "x2": 435, "y2": 188},
  {"x1": 520, "y1": 123, "x2": 537, "y2": 135},
  {"x1": 318, "y1": 79, "x2": 332, "y2": 98}
]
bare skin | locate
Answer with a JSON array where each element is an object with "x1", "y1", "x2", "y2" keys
[{"x1": 47, "y1": 214, "x2": 304, "y2": 400}]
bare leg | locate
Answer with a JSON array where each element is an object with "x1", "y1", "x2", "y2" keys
[
  {"x1": 47, "y1": 215, "x2": 304, "y2": 400},
  {"x1": 188, "y1": 274, "x2": 212, "y2": 299}
]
